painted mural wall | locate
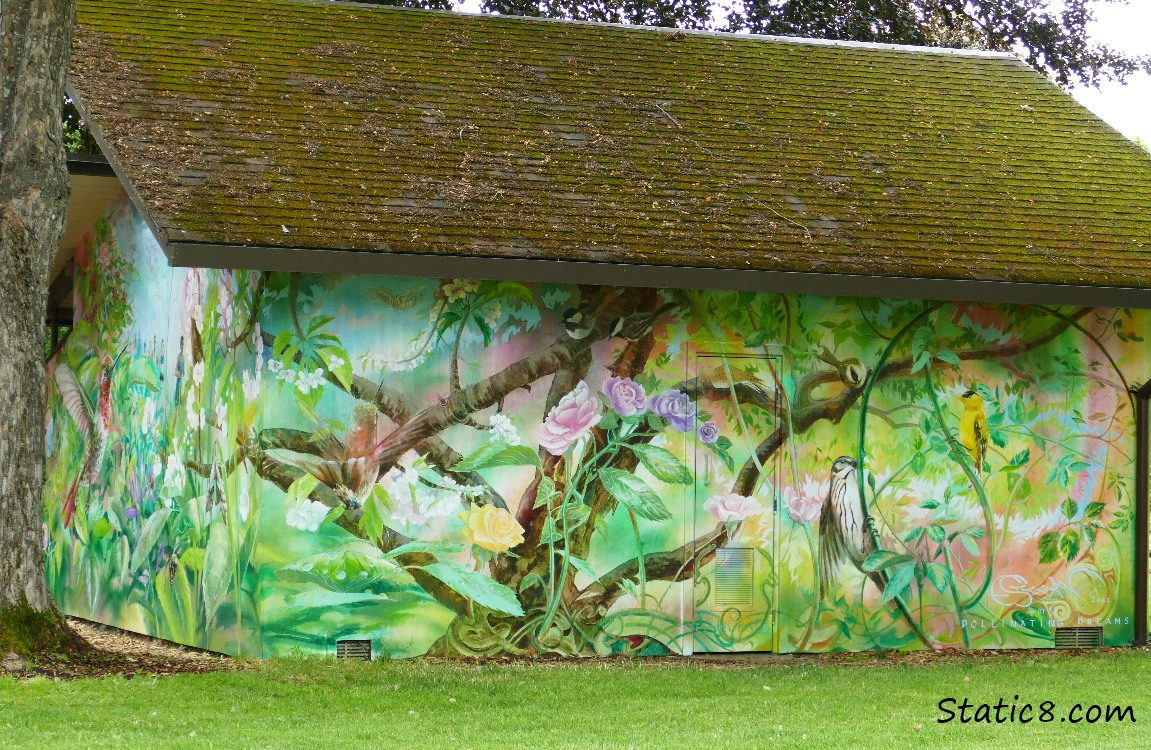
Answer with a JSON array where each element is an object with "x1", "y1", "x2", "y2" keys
[{"x1": 45, "y1": 197, "x2": 1146, "y2": 658}]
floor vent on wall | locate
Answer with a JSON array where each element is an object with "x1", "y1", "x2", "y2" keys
[
  {"x1": 336, "y1": 639, "x2": 373, "y2": 660},
  {"x1": 1053, "y1": 627, "x2": 1104, "y2": 649},
  {"x1": 713, "y1": 548, "x2": 754, "y2": 607}
]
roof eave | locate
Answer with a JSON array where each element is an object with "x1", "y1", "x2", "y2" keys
[{"x1": 168, "y1": 240, "x2": 1151, "y2": 310}]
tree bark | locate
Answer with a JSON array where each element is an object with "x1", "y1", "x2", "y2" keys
[{"x1": 0, "y1": 0, "x2": 80, "y2": 655}]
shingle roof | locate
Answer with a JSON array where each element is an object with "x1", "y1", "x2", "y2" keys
[{"x1": 70, "y1": 0, "x2": 1151, "y2": 295}]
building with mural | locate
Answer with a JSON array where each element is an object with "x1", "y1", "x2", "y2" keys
[{"x1": 49, "y1": 0, "x2": 1151, "y2": 658}]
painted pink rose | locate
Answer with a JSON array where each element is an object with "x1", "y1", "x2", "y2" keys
[
  {"x1": 704, "y1": 492, "x2": 763, "y2": 522},
  {"x1": 602, "y1": 375, "x2": 647, "y2": 417},
  {"x1": 538, "y1": 381, "x2": 602, "y2": 456},
  {"x1": 785, "y1": 488, "x2": 821, "y2": 524}
]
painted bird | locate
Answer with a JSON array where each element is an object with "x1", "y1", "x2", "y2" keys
[
  {"x1": 817, "y1": 455, "x2": 933, "y2": 647},
  {"x1": 818, "y1": 456, "x2": 884, "y2": 602},
  {"x1": 697, "y1": 364, "x2": 773, "y2": 404},
  {"x1": 53, "y1": 348, "x2": 126, "y2": 527},
  {"x1": 607, "y1": 302, "x2": 678, "y2": 341},
  {"x1": 285, "y1": 403, "x2": 389, "y2": 509},
  {"x1": 561, "y1": 307, "x2": 595, "y2": 340},
  {"x1": 959, "y1": 390, "x2": 988, "y2": 475}
]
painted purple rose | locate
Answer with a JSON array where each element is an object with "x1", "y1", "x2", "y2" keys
[
  {"x1": 650, "y1": 389, "x2": 697, "y2": 432},
  {"x1": 697, "y1": 421, "x2": 720, "y2": 444},
  {"x1": 538, "y1": 381, "x2": 603, "y2": 456},
  {"x1": 602, "y1": 375, "x2": 647, "y2": 417},
  {"x1": 704, "y1": 492, "x2": 763, "y2": 522}
]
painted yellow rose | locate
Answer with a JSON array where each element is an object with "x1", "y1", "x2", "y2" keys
[{"x1": 459, "y1": 505, "x2": 525, "y2": 553}]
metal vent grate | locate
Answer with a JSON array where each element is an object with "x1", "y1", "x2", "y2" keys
[
  {"x1": 713, "y1": 548, "x2": 754, "y2": 607},
  {"x1": 1054, "y1": 627, "x2": 1103, "y2": 649},
  {"x1": 336, "y1": 639, "x2": 372, "y2": 660}
]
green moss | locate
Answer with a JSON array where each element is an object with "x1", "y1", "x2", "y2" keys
[{"x1": 0, "y1": 602, "x2": 83, "y2": 661}]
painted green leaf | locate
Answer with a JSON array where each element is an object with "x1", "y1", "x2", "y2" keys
[
  {"x1": 568, "y1": 556, "x2": 597, "y2": 580},
  {"x1": 91, "y1": 517, "x2": 112, "y2": 543},
  {"x1": 1038, "y1": 531, "x2": 1060, "y2": 564},
  {"x1": 926, "y1": 524, "x2": 946, "y2": 543},
  {"x1": 385, "y1": 541, "x2": 465, "y2": 559},
  {"x1": 130, "y1": 507, "x2": 172, "y2": 571},
  {"x1": 861, "y1": 550, "x2": 914, "y2": 573},
  {"x1": 934, "y1": 350, "x2": 961, "y2": 366},
  {"x1": 627, "y1": 444, "x2": 692, "y2": 485},
  {"x1": 271, "y1": 591, "x2": 385, "y2": 612},
  {"x1": 1060, "y1": 529, "x2": 1081, "y2": 562},
  {"x1": 925, "y1": 563, "x2": 952, "y2": 593},
  {"x1": 1083, "y1": 524, "x2": 1097, "y2": 548},
  {"x1": 287, "y1": 473, "x2": 320, "y2": 504},
  {"x1": 539, "y1": 517, "x2": 562, "y2": 544},
  {"x1": 1011, "y1": 609, "x2": 1052, "y2": 639},
  {"x1": 744, "y1": 329, "x2": 768, "y2": 348},
  {"x1": 960, "y1": 534, "x2": 980, "y2": 556},
  {"x1": 359, "y1": 485, "x2": 389, "y2": 544},
  {"x1": 519, "y1": 572, "x2": 544, "y2": 593},
  {"x1": 127, "y1": 357, "x2": 162, "y2": 392},
  {"x1": 1061, "y1": 498, "x2": 1078, "y2": 520},
  {"x1": 599, "y1": 468, "x2": 673, "y2": 522},
  {"x1": 1084, "y1": 502, "x2": 1106, "y2": 519},
  {"x1": 1010, "y1": 449, "x2": 1031, "y2": 467},
  {"x1": 966, "y1": 525, "x2": 986, "y2": 539},
  {"x1": 533, "y1": 476, "x2": 558, "y2": 509},
  {"x1": 202, "y1": 520, "x2": 232, "y2": 624},
  {"x1": 882, "y1": 563, "x2": 916, "y2": 603},
  {"x1": 419, "y1": 562, "x2": 525, "y2": 616},
  {"x1": 453, "y1": 442, "x2": 541, "y2": 473},
  {"x1": 919, "y1": 499, "x2": 940, "y2": 510},
  {"x1": 495, "y1": 281, "x2": 534, "y2": 307}
]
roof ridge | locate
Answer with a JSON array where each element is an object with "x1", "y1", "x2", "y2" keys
[{"x1": 282, "y1": 0, "x2": 1022, "y2": 60}]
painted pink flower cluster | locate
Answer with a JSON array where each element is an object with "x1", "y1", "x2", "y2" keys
[
  {"x1": 704, "y1": 492, "x2": 763, "y2": 522},
  {"x1": 538, "y1": 381, "x2": 602, "y2": 456},
  {"x1": 602, "y1": 376, "x2": 647, "y2": 417},
  {"x1": 785, "y1": 475, "x2": 826, "y2": 524}
]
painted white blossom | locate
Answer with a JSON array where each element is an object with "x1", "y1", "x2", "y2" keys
[
  {"x1": 214, "y1": 399, "x2": 229, "y2": 429},
  {"x1": 151, "y1": 459, "x2": 163, "y2": 479},
  {"x1": 487, "y1": 412, "x2": 521, "y2": 446},
  {"x1": 242, "y1": 370, "x2": 261, "y2": 400},
  {"x1": 285, "y1": 499, "x2": 329, "y2": 532},
  {"x1": 277, "y1": 368, "x2": 296, "y2": 384},
  {"x1": 191, "y1": 361, "x2": 206, "y2": 388},
  {"x1": 185, "y1": 398, "x2": 205, "y2": 430},
  {"x1": 267, "y1": 359, "x2": 284, "y2": 374},
  {"x1": 237, "y1": 482, "x2": 251, "y2": 523},
  {"x1": 434, "y1": 473, "x2": 485, "y2": 498},
  {"x1": 382, "y1": 465, "x2": 464, "y2": 526},
  {"x1": 326, "y1": 354, "x2": 346, "y2": 372},
  {"x1": 295, "y1": 368, "x2": 326, "y2": 394},
  {"x1": 163, "y1": 454, "x2": 186, "y2": 494},
  {"x1": 140, "y1": 397, "x2": 157, "y2": 433}
]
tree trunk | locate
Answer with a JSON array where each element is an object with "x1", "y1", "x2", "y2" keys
[{"x1": 0, "y1": 0, "x2": 81, "y2": 658}]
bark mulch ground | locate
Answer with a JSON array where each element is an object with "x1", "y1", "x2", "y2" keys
[{"x1": 2, "y1": 618, "x2": 237, "y2": 680}]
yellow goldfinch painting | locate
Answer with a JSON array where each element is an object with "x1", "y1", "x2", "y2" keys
[{"x1": 959, "y1": 390, "x2": 989, "y2": 475}]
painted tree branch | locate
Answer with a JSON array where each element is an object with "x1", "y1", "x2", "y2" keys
[{"x1": 589, "y1": 309, "x2": 1091, "y2": 609}]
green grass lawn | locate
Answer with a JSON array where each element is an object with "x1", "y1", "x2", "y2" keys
[{"x1": 2, "y1": 651, "x2": 1149, "y2": 749}]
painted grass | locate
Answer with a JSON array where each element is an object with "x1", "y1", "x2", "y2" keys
[{"x1": 2, "y1": 651, "x2": 1150, "y2": 749}]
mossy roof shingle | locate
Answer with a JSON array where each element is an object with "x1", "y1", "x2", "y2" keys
[{"x1": 70, "y1": 0, "x2": 1151, "y2": 293}]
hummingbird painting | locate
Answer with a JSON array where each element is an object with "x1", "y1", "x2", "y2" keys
[
  {"x1": 52, "y1": 347, "x2": 126, "y2": 527},
  {"x1": 283, "y1": 403, "x2": 390, "y2": 509}
]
